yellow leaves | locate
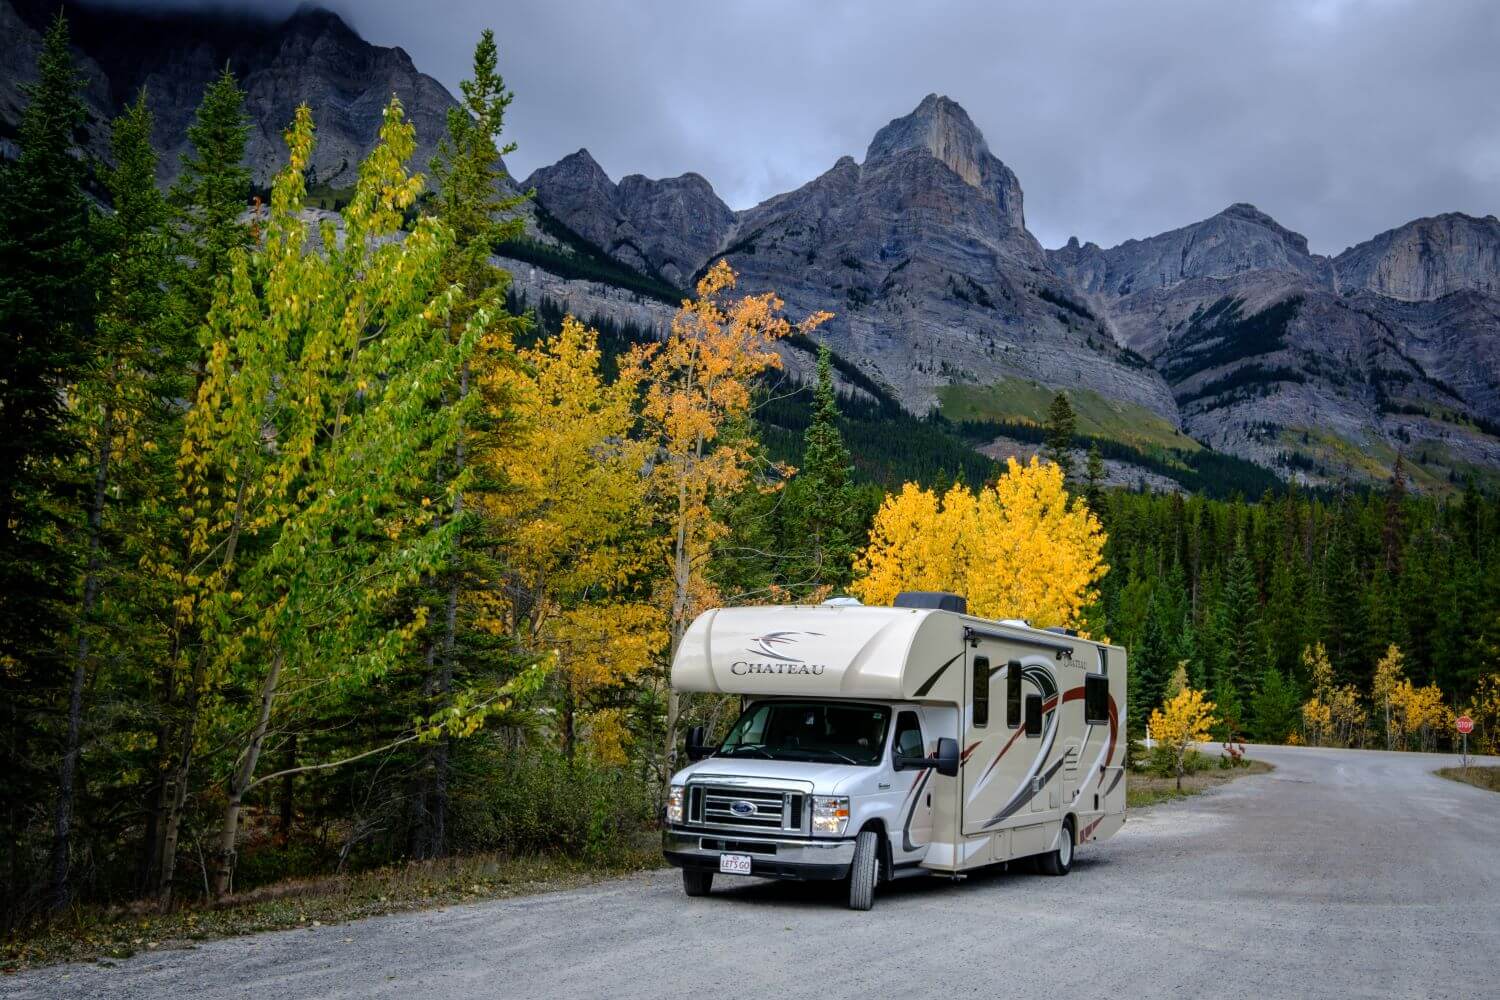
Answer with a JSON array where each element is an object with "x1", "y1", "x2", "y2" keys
[
  {"x1": 1300, "y1": 642, "x2": 1366, "y2": 747},
  {"x1": 1150, "y1": 686, "x2": 1218, "y2": 749},
  {"x1": 850, "y1": 456, "x2": 1106, "y2": 628}
]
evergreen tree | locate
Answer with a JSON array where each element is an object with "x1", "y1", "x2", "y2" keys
[
  {"x1": 409, "y1": 29, "x2": 527, "y2": 860},
  {"x1": 787, "y1": 345, "x2": 860, "y2": 590},
  {"x1": 1043, "y1": 390, "x2": 1076, "y2": 484},
  {"x1": 0, "y1": 12, "x2": 95, "y2": 905},
  {"x1": 1130, "y1": 592, "x2": 1173, "y2": 728},
  {"x1": 1217, "y1": 538, "x2": 1261, "y2": 706},
  {"x1": 50, "y1": 91, "x2": 186, "y2": 912},
  {"x1": 1249, "y1": 665, "x2": 1300, "y2": 743},
  {"x1": 170, "y1": 67, "x2": 251, "y2": 326},
  {"x1": 1084, "y1": 442, "x2": 1105, "y2": 511}
]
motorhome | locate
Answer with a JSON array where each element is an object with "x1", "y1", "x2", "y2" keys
[{"x1": 662, "y1": 592, "x2": 1127, "y2": 909}]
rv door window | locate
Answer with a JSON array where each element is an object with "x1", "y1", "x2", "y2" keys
[
  {"x1": 1084, "y1": 673, "x2": 1110, "y2": 725},
  {"x1": 1007, "y1": 660, "x2": 1023, "y2": 728},
  {"x1": 1024, "y1": 693, "x2": 1043, "y2": 736},
  {"x1": 893, "y1": 712, "x2": 924, "y2": 759},
  {"x1": 972, "y1": 656, "x2": 990, "y2": 727}
]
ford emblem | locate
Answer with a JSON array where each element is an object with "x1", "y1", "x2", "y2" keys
[{"x1": 730, "y1": 800, "x2": 756, "y2": 816}]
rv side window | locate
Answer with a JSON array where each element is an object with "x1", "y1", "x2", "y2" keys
[
  {"x1": 893, "y1": 711, "x2": 924, "y2": 759},
  {"x1": 972, "y1": 657, "x2": 990, "y2": 727},
  {"x1": 1024, "y1": 693, "x2": 1043, "y2": 737},
  {"x1": 1006, "y1": 660, "x2": 1023, "y2": 729},
  {"x1": 1085, "y1": 673, "x2": 1110, "y2": 725}
]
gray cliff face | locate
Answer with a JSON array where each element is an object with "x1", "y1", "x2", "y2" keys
[
  {"x1": 1049, "y1": 203, "x2": 1500, "y2": 484},
  {"x1": 525, "y1": 151, "x2": 735, "y2": 289},
  {"x1": 1334, "y1": 213, "x2": 1500, "y2": 301},
  {"x1": 2, "y1": 1, "x2": 458, "y2": 189}
]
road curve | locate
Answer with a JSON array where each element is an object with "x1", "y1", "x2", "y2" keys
[{"x1": 8, "y1": 744, "x2": 1499, "y2": 1000}]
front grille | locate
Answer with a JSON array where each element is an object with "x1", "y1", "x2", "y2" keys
[
  {"x1": 686, "y1": 784, "x2": 807, "y2": 834},
  {"x1": 700, "y1": 838, "x2": 778, "y2": 855}
]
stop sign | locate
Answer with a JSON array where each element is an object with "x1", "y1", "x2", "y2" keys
[{"x1": 1457, "y1": 715, "x2": 1474, "y2": 735}]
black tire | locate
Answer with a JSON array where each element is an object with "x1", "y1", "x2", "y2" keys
[
  {"x1": 682, "y1": 868, "x2": 714, "y2": 897},
  {"x1": 1036, "y1": 817, "x2": 1074, "y2": 876},
  {"x1": 848, "y1": 829, "x2": 879, "y2": 910}
]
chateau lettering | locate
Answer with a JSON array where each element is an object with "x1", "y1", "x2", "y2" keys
[{"x1": 729, "y1": 661, "x2": 827, "y2": 675}]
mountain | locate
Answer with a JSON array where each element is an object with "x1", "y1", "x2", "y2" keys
[
  {"x1": 7, "y1": 3, "x2": 1500, "y2": 491},
  {"x1": 531, "y1": 94, "x2": 1181, "y2": 432},
  {"x1": 2, "y1": 0, "x2": 457, "y2": 189},
  {"x1": 1048, "y1": 207, "x2": 1500, "y2": 486}
]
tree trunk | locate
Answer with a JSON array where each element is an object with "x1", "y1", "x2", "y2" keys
[
  {"x1": 276, "y1": 735, "x2": 297, "y2": 843},
  {"x1": 660, "y1": 451, "x2": 695, "y2": 797},
  {"x1": 1175, "y1": 756, "x2": 1184, "y2": 791},
  {"x1": 212, "y1": 651, "x2": 282, "y2": 899},
  {"x1": 48, "y1": 429, "x2": 113, "y2": 911}
]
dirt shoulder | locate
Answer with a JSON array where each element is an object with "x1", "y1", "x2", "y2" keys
[
  {"x1": 3, "y1": 848, "x2": 660, "y2": 974},
  {"x1": 1127, "y1": 758, "x2": 1274, "y2": 809}
]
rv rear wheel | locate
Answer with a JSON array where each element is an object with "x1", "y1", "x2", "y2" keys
[
  {"x1": 682, "y1": 868, "x2": 714, "y2": 897},
  {"x1": 1037, "y1": 818, "x2": 1074, "y2": 876},
  {"x1": 847, "y1": 829, "x2": 879, "y2": 910}
]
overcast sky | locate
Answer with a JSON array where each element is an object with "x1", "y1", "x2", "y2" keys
[{"x1": 126, "y1": 0, "x2": 1500, "y2": 254}]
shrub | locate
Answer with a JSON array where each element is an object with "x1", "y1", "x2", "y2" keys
[{"x1": 448, "y1": 741, "x2": 654, "y2": 866}]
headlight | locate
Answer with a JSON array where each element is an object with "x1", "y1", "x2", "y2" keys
[
  {"x1": 667, "y1": 784, "x2": 685, "y2": 824},
  {"x1": 812, "y1": 796, "x2": 850, "y2": 836}
]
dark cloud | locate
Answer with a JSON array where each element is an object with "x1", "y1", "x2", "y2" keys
[{"x1": 106, "y1": 0, "x2": 1500, "y2": 254}]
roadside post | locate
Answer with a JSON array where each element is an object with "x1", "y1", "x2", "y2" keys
[{"x1": 1457, "y1": 715, "x2": 1474, "y2": 772}]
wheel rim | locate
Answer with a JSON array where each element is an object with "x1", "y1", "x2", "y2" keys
[{"x1": 1059, "y1": 827, "x2": 1073, "y2": 866}]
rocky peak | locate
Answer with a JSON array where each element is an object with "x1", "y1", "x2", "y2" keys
[
  {"x1": 866, "y1": 93, "x2": 990, "y2": 186},
  {"x1": 1334, "y1": 212, "x2": 1500, "y2": 301},
  {"x1": 1215, "y1": 203, "x2": 1313, "y2": 257}
]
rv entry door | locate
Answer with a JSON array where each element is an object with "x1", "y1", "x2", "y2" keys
[{"x1": 892, "y1": 710, "x2": 934, "y2": 859}]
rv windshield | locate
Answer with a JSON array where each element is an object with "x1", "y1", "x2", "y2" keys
[{"x1": 717, "y1": 701, "x2": 889, "y2": 766}]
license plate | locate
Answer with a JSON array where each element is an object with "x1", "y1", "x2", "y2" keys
[{"x1": 719, "y1": 853, "x2": 752, "y2": 875}]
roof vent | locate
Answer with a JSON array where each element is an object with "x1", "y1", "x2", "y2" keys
[
  {"x1": 821, "y1": 596, "x2": 863, "y2": 607},
  {"x1": 893, "y1": 591, "x2": 967, "y2": 614},
  {"x1": 1044, "y1": 626, "x2": 1079, "y2": 636}
]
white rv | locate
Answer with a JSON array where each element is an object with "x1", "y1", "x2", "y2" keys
[{"x1": 662, "y1": 591, "x2": 1127, "y2": 909}]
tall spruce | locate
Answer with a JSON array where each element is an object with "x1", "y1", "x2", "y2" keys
[
  {"x1": 1043, "y1": 391, "x2": 1076, "y2": 484},
  {"x1": 49, "y1": 91, "x2": 184, "y2": 912},
  {"x1": 0, "y1": 11, "x2": 94, "y2": 916},
  {"x1": 1084, "y1": 442, "x2": 1105, "y2": 511},
  {"x1": 410, "y1": 29, "x2": 526, "y2": 859},
  {"x1": 170, "y1": 67, "x2": 251, "y2": 326},
  {"x1": 789, "y1": 345, "x2": 859, "y2": 589}
]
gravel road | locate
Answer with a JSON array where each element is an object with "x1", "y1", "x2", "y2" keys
[{"x1": 8, "y1": 744, "x2": 1499, "y2": 1000}]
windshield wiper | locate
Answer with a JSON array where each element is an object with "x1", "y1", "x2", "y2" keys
[
  {"x1": 807, "y1": 748, "x2": 860, "y2": 765},
  {"x1": 723, "y1": 743, "x2": 773, "y2": 759}
]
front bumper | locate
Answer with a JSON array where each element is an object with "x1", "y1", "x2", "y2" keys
[{"x1": 663, "y1": 828, "x2": 856, "y2": 881}]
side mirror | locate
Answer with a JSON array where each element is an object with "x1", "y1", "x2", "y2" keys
[
  {"x1": 895, "y1": 737, "x2": 960, "y2": 778},
  {"x1": 934, "y1": 737, "x2": 959, "y2": 777},
  {"x1": 685, "y1": 725, "x2": 710, "y2": 762}
]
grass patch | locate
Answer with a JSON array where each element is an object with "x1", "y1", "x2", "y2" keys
[
  {"x1": 1435, "y1": 765, "x2": 1500, "y2": 793},
  {"x1": 939, "y1": 377, "x2": 1199, "y2": 454},
  {"x1": 2, "y1": 848, "x2": 661, "y2": 974},
  {"x1": 1127, "y1": 758, "x2": 1273, "y2": 810}
]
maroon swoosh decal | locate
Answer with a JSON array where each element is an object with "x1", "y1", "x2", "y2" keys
[{"x1": 977, "y1": 693, "x2": 1060, "y2": 782}]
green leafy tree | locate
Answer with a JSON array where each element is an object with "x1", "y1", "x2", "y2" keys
[
  {"x1": 189, "y1": 100, "x2": 501, "y2": 897},
  {"x1": 1043, "y1": 390, "x2": 1076, "y2": 484}
]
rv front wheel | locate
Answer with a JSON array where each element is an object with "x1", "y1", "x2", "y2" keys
[
  {"x1": 682, "y1": 869, "x2": 714, "y2": 897},
  {"x1": 847, "y1": 829, "x2": 879, "y2": 910},
  {"x1": 1037, "y1": 817, "x2": 1074, "y2": 876}
]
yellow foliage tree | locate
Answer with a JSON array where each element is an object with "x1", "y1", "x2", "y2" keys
[
  {"x1": 851, "y1": 456, "x2": 1106, "y2": 627},
  {"x1": 1465, "y1": 674, "x2": 1500, "y2": 756},
  {"x1": 477, "y1": 315, "x2": 666, "y2": 761},
  {"x1": 1299, "y1": 642, "x2": 1366, "y2": 747},
  {"x1": 1389, "y1": 678, "x2": 1452, "y2": 753},
  {"x1": 628, "y1": 261, "x2": 828, "y2": 783},
  {"x1": 1371, "y1": 644, "x2": 1405, "y2": 750},
  {"x1": 1149, "y1": 687, "x2": 1218, "y2": 790}
]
